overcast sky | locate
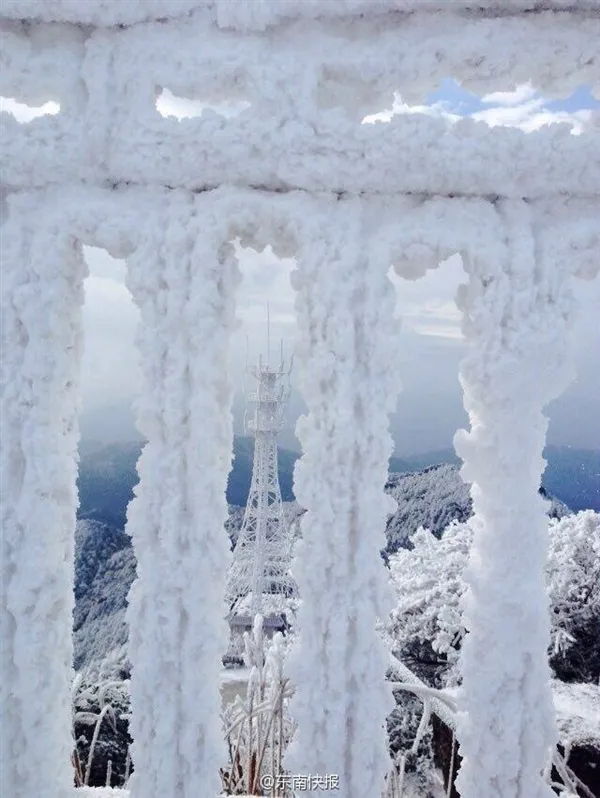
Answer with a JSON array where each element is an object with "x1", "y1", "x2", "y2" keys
[
  {"x1": 80, "y1": 233, "x2": 599, "y2": 455},
  {"x1": 4, "y1": 81, "x2": 599, "y2": 454}
]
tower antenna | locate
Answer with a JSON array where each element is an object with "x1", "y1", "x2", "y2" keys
[
  {"x1": 242, "y1": 334, "x2": 249, "y2": 435},
  {"x1": 267, "y1": 301, "x2": 271, "y2": 367},
  {"x1": 225, "y1": 332, "x2": 298, "y2": 659}
]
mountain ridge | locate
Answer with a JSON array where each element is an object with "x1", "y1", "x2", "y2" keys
[
  {"x1": 74, "y1": 455, "x2": 571, "y2": 670},
  {"x1": 77, "y1": 438, "x2": 599, "y2": 530}
]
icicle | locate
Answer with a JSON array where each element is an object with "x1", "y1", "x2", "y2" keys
[
  {"x1": 285, "y1": 196, "x2": 399, "y2": 797},
  {"x1": 454, "y1": 199, "x2": 576, "y2": 798},
  {"x1": 125, "y1": 191, "x2": 239, "y2": 798},
  {"x1": 0, "y1": 192, "x2": 86, "y2": 798}
]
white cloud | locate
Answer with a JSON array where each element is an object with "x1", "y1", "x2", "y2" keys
[
  {"x1": 481, "y1": 83, "x2": 537, "y2": 106},
  {"x1": 363, "y1": 93, "x2": 459, "y2": 125},
  {"x1": 473, "y1": 101, "x2": 594, "y2": 134},
  {"x1": 156, "y1": 88, "x2": 249, "y2": 119},
  {"x1": 0, "y1": 96, "x2": 60, "y2": 122},
  {"x1": 363, "y1": 86, "x2": 595, "y2": 135},
  {"x1": 81, "y1": 274, "x2": 141, "y2": 408},
  {"x1": 403, "y1": 301, "x2": 464, "y2": 341}
]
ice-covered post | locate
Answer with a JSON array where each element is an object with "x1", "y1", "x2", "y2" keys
[
  {"x1": 454, "y1": 199, "x2": 576, "y2": 798},
  {"x1": 286, "y1": 198, "x2": 399, "y2": 796},
  {"x1": 125, "y1": 193, "x2": 239, "y2": 798},
  {"x1": 1, "y1": 193, "x2": 86, "y2": 798}
]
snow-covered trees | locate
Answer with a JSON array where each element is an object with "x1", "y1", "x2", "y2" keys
[
  {"x1": 387, "y1": 511, "x2": 600, "y2": 687},
  {"x1": 387, "y1": 523, "x2": 471, "y2": 684},
  {"x1": 548, "y1": 511, "x2": 600, "y2": 683}
]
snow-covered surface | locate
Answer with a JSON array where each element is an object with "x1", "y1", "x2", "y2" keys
[
  {"x1": 3, "y1": 106, "x2": 598, "y2": 198},
  {"x1": 3, "y1": 4, "x2": 600, "y2": 798},
  {"x1": 4, "y1": 0, "x2": 600, "y2": 28},
  {"x1": 286, "y1": 198, "x2": 400, "y2": 797},
  {"x1": 453, "y1": 200, "x2": 578, "y2": 798},
  {"x1": 553, "y1": 681, "x2": 600, "y2": 747},
  {"x1": 2, "y1": 13, "x2": 599, "y2": 196},
  {"x1": 123, "y1": 194, "x2": 238, "y2": 798}
]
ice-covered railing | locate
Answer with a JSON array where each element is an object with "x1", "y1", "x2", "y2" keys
[
  {"x1": 4, "y1": 0, "x2": 600, "y2": 28},
  {"x1": 2, "y1": 10, "x2": 599, "y2": 194},
  {"x1": 2, "y1": 185, "x2": 598, "y2": 798},
  {"x1": 2, "y1": 3, "x2": 600, "y2": 798}
]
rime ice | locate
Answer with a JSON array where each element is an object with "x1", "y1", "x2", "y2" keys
[{"x1": 1, "y1": 2, "x2": 599, "y2": 798}]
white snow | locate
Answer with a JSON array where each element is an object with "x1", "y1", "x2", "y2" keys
[
  {"x1": 1, "y1": 192, "x2": 86, "y2": 798},
  {"x1": 2, "y1": 12, "x2": 599, "y2": 196},
  {"x1": 2, "y1": 3, "x2": 599, "y2": 798},
  {"x1": 453, "y1": 200, "x2": 580, "y2": 798},
  {"x1": 285, "y1": 197, "x2": 400, "y2": 797},
  {"x1": 4, "y1": 0, "x2": 600, "y2": 28},
  {"x1": 124, "y1": 193, "x2": 239, "y2": 798}
]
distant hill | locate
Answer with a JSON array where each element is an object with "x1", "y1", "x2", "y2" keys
[
  {"x1": 77, "y1": 436, "x2": 299, "y2": 527},
  {"x1": 384, "y1": 464, "x2": 569, "y2": 556},
  {"x1": 74, "y1": 454, "x2": 571, "y2": 669},
  {"x1": 541, "y1": 445, "x2": 600, "y2": 512},
  {"x1": 78, "y1": 441, "x2": 142, "y2": 528},
  {"x1": 77, "y1": 438, "x2": 598, "y2": 529},
  {"x1": 391, "y1": 446, "x2": 599, "y2": 512}
]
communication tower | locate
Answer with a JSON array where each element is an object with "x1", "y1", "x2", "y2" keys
[{"x1": 225, "y1": 335, "x2": 297, "y2": 625}]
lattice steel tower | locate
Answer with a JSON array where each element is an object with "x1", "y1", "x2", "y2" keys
[{"x1": 226, "y1": 345, "x2": 297, "y2": 620}]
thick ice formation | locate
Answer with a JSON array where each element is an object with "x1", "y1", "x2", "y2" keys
[
  {"x1": 1, "y1": 191, "x2": 86, "y2": 798},
  {"x1": 2, "y1": 12, "x2": 599, "y2": 195},
  {"x1": 2, "y1": 2, "x2": 599, "y2": 798},
  {"x1": 285, "y1": 197, "x2": 400, "y2": 797},
  {"x1": 124, "y1": 193, "x2": 239, "y2": 798},
  {"x1": 453, "y1": 200, "x2": 577, "y2": 798}
]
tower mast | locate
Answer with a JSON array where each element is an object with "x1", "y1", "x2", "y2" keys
[{"x1": 226, "y1": 339, "x2": 297, "y2": 622}]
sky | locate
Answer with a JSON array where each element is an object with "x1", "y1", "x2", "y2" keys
[{"x1": 4, "y1": 80, "x2": 599, "y2": 455}]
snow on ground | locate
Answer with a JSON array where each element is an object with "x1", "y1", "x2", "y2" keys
[
  {"x1": 553, "y1": 680, "x2": 600, "y2": 747},
  {"x1": 220, "y1": 666, "x2": 251, "y2": 685}
]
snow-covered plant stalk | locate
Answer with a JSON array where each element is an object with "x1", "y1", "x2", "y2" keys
[
  {"x1": 84, "y1": 703, "x2": 117, "y2": 786},
  {"x1": 71, "y1": 653, "x2": 131, "y2": 789},
  {"x1": 221, "y1": 616, "x2": 294, "y2": 795}
]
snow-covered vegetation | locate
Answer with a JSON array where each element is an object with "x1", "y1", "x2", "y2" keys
[
  {"x1": 387, "y1": 511, "x2": 600, "y2": 687},
  {"x1": 72, "y1": 504, "x2": 600, "y2": 795}
]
